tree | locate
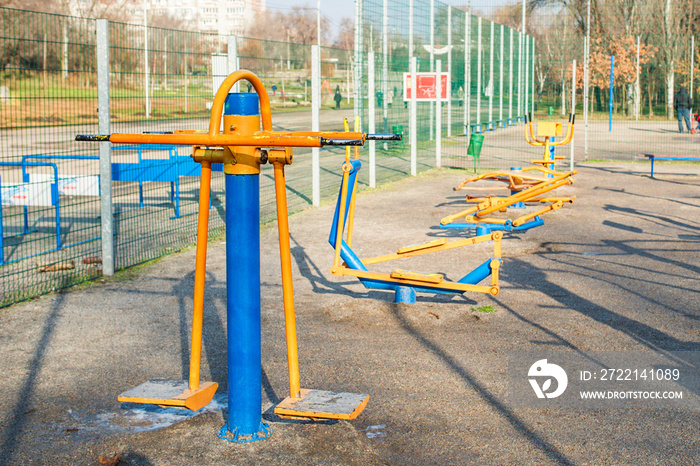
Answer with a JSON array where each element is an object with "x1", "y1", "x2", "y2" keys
[
  {"x1": 333, "y1": 17, "x2": 354, "y2": 50},
  {"x1": 573, "y1": 36, "x2": 655, "y2": 115}
]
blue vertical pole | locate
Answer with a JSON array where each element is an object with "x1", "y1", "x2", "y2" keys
[
  {"x1": 219, "y1": 92, "x2": 270, "y2": 442},
  {"x1": 609, "y1": 55, "x2": 614, "y2": 132},
  {"x1": 0, "y1": 175, "x2": 4, "y2": 265}
]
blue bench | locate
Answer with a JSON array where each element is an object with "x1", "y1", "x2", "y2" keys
[
  {"x1": 639, "y1": 154, "x2": 700, "y2": 177},
  {"x1": 112, "y1": 145, "x2": 223, "y2": 218}
]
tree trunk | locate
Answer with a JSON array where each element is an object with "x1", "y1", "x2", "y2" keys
[
  {"x1": 594, "y1": 86, "x2": 602, "y2": 112},
  {"x1": 666, "y1": 67, "x2": 674, "y2": 120}
]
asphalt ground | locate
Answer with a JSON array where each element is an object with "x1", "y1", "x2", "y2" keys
[{"x1": 0, "y1": 160, "x2": 698, "y2": 465}]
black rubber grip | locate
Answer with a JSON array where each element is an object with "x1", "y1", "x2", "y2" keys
[
  {"x1": 367, "y1": 133, "x2": 402, "y2": 141},
  {"x1": 321, "y1": 138, "x2": 363, "y2": 146},
  {"x1": 75, "y1": 134, "x2": 110, "y2": 141}
]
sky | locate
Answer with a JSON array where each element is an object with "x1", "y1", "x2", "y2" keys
[{"x1": 264, "y1": 1, "x2": 516, "y2": 39}]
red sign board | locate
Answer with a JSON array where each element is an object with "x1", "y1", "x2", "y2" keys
[{"x1": 403, "y1": 72, "x2": 449, "y2": 101}]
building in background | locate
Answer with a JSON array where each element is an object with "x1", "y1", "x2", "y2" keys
[{"x1": 122, "y1": 0, "x2": 265, "y2": 35}]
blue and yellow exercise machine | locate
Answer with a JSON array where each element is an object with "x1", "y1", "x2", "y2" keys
[
  {"x1": 328, "y1": 119, "x2": 502, "y2": 304},
  {"x1": 441, "y1": 113, "x2": 577, "y2": 234},
  {"x1": 77, "y1": 71, "x2": 400, "y2": 441}
]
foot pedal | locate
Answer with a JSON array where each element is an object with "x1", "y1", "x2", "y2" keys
[
  {"x1": 275, "y1": 389, "x2": 369, "y2": 421},
  {"x1": 390, "y1": 269, "x2": 444, "y2": 284},
  {"x1": 397, "y1": 238, "x2": 446, "y2": 254},
  {"x1": 118, "y1": 378, "x2": 218, "y2": 411}
]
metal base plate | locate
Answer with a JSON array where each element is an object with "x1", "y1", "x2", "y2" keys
[
  {"x1": 118, "y1": 378, "x2": 218, "y2": 411},
  {"x1": 274, "y1": 388, "x2": 369, "y2": 420}
]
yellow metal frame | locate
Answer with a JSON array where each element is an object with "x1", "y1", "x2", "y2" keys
[
  {"x1": 524, "y1": 113, "x2": 575, "y2": 171},
  {"x1": 330, "y1": 124, "x2": 502, "y2": 297},
  {"x1": 81, "y1": 71, "x2": 384, "y2": 419},
  {"x1": 441, "y1": 171, "x2": 576, "y2": 226}
]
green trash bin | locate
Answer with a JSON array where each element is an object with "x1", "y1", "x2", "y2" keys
[
  {"x1": 391, "y1": 125, "x2": 404, "y2": 147},
  {"x1": 467, "y1": 133, "x2": 484, "y2": 173},
  {"x1": 548, "y1": 106, "x2": 554, "y2": 116}
]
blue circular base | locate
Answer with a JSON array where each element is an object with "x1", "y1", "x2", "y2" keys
[
  {"x1": 217, "y1": 421, "x2": 271, "y2": 443},
  {"x1": 394, "y1": 286, "x2": 416, "y2": 304}
]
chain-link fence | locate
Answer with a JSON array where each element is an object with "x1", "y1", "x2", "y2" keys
[
  {"x1": 357, "y1": 0, "x2": 536, "y2": 175},
  {"x1": 3, "y1": 2, "x2": 698, "y2": 307},
  {"x1": 0, "y1": 7, "x2": 359, "y2": 307}
]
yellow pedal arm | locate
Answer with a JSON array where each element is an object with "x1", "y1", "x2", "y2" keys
[
  {"x1": 533, "y1": 196, "x2": 576, "y2": 203},
  {"x1": 441, "y1": 205, "x2": 480, "y2": 225},
  {"x1": 459, "y1": 216, "x2": 507, "y2": 225},
  {"x1": 363, "y1": 232, "x2": 501, "y2": 265},
  {"x1": 455, "y1": 173, "x2": 494, "y2": 190},
  {"x1": 390, "y1": 270, "x2": 444, "y2": 284},
  {"x1": 333, "y1": 267, "x2": 500, "y2": 296},
  {"x1": 475, "y1": 173, "x2": 574, "y2": 217},
  {"x1": 512, "y1": 200, "x2": 564, "y2": 226},
  {"x1": 397, "y1": 238, "x2": 447, "y2": 254}
]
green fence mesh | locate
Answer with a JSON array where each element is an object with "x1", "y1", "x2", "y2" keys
[
  {"x1": 358, "y1": 0, "x2": 534, "y2": 176},
  {"x1": 3, "y1": 2, "x2": 700, "y2": 307}
]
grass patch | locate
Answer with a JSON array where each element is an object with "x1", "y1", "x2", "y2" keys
[{"x1": 471, "y1": 304, "x2": 496, "y2": 313}]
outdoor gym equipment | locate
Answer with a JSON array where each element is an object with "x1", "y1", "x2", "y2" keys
[
  {"x1": 440, "y1": 170, "x2": 576, "y2": 234},
  {"x1": 328, "y1": 118, "x2": 502, "y2": 304},
  {"x1": 442, "y1": 113, "x2": 577, "y2": 234},
  {"x1": 77, "y1": 70, "x2": 400, "y2": 442},
  {"x1": 524, "y1": 112, "x2": 575, "y2": 174},
  {"x1": 456, "y1": 112, "x2": 575, "y2": 194}
]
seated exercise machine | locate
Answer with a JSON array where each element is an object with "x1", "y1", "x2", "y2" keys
[
  {"x1": 329, "y1": 119, "x2": 502, "y2": 304},
  {"x1": 77, "y1": 71, "x2": 400, "y2": 441},
  {"x1": 442, "y1": 113, "x2": 577, "y2": 234}
]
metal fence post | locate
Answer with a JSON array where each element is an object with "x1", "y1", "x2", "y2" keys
[
  {"x1": 368, "y1": 52, "x2": 376, "y2": 188},
  {"x1": 499, "y1": 24, "x2": 504, "y2": 121},
  {"x1": 524, "y1": 35, "x2": 529, "y2": 116},
  {"x1": 228, "y1": 36, "x2": 239, "y2": 92},
  {"x1": 382, "y1": 0, "x2": 388, "y2": 142},
  {"x1": 488, "y1": 21, "x2": 494, "y2": 123},
  {"x1": 354, "y1": 0, "x2": 363, "y2": 130},
  {"x1": 477, "y1": 17, "x2": 482, "y2": 126},
  {"x1": 464, "y1": 11, "x2": 471, "y2": 135},
  {"x1": 509, "y1": 28, "x2": 513, "y2": 119},
  {"x1": 96, "y1": 19, "x2": 114, "y2": 276},
  {"x1": 571, "y1": 59, "x2": 576, "y2": 172},
  {"x1": 518, "y1": 31, "x2": 522, "y2": 116},
  {"x1": 436, "y1": 60, "x2": 442, "y2": 168},
  {"x1": 410, "y1": 57, "x2": 417, "y2": 176},
  {"x1": 312, "y1": 45, "x2": 320, "y2": 207},
  {"x1": 532, "y1": 38, "x2": 535, "y2": 115},
  {"x1": 447, "y1": 5, "x2": 452, "y2": 137},
  {"x1": 429, "y1": 0, "x2": 435, "y2": 141}
]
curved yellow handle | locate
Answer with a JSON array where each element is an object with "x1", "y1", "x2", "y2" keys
[
  {"x1": 524, "y1": 114, "x2": 545, "y2": 146},
  {"x1": 551, "y1": 119, "x2": 575, "y2": 146},
  {"x1": 208, "y1": 70, "x2": 273, "y2": 137}
]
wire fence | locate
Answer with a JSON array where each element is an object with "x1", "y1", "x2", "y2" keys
[
  {"x1": 357, "y1": 0, "x2": 536, "y2": 174},
  {"x1": 2, "y1": 2, "x2": 698, "y2": 306}
]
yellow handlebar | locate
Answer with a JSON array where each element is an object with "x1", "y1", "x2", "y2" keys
[{"x1": 524, "y1": 113, "x2": 576, "y2": 147}]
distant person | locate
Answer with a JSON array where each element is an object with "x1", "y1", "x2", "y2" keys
[
  {"x1": 334, "y1": 88, "x2": 342, "y2": 109},
  {"x1": 673, "y1": 86, "x2": 693, "y2": 134}
]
